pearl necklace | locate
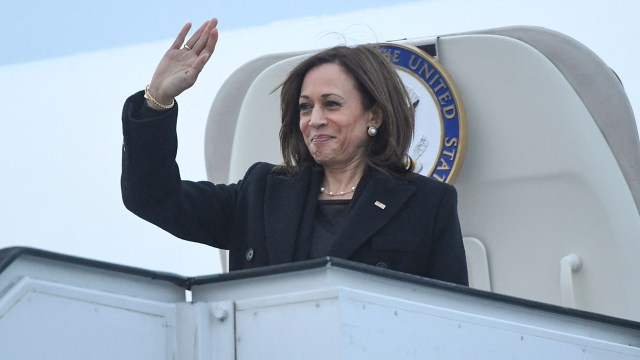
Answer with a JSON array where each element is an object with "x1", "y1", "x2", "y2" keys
[{"x1": 320, "y1": 186, "x2": 356, "y2": 197}]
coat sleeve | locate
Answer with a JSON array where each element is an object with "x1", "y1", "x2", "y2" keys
[
  {"x1": 120, "y1": 91, "x2": 241, "y2": 249},
  {"x1": 427, "y1": 184, "x2": 469, "y2": 286}
]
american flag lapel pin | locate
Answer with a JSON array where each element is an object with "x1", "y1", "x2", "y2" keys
[{"x1": 374, "y1": 201, "x2": 386, "y2": 209}]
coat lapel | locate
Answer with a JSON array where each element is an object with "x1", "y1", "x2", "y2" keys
[
  {"x1": 329, "y1": 173, "x2": 416, "y2": 259},
  {"x1": 264, "y1": 167, "x2": 321, "y2": 264}
]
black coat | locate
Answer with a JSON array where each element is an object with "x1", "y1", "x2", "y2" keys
[{"x1": 121, "y1": 92, "x2": 468, "y2": 285}]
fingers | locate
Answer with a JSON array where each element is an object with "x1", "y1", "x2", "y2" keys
[
  {"x1": 153, "y1": 18, "x2": 218, "y2": 97},
  {"x1": 183, "y1": 18, "x2": 213, "y2": 50},
  {"x1": 170, "y1": 22, "x2": 193, "y2": 50},
  {"x1": 192, "y1": 20, "x2": 218, "y2": 72},
  {"x1": 192, "y1": 51, "x2": 211, "y2": 74},
  {"x1": 206, "y1": 19, "x2": 219, "y2": 53},
  {"x1": 191, "y1": 18, "x2": 218, "y2": 56},
  {"x1": 191, "y1": 34, "x2": 217, "y2": 75}
]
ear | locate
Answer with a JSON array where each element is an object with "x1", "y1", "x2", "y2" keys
[{"x1": 369, "y1": 105, "x2": 383, "y2": 128}]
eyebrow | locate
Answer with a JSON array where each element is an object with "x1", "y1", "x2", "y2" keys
[{"x1": 298, "y1": 93, "x2": 344, "y2": 100}]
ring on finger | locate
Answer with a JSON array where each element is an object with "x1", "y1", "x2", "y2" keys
[{"x1": 182, "y1": 44, "x2": 191, "y2": 50}]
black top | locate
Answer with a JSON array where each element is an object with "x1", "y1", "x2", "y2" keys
[{"x1": 311, "y1": 200, "x2": 351, "y2": 258}]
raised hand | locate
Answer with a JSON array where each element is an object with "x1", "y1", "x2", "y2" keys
[{"x1": 146, "y1": 18, "x2": 219, "y2": 109}]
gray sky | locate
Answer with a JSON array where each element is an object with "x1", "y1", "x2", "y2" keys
[{"x1": 1, "y1": 0, "x2": 419, "y2": 65}]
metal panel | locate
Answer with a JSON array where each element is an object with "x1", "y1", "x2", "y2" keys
[
  {"x1": 192, "y1": 259, "x2": 640, "y2": 359},
  {"x1": 0, "y1": 278, "x2": 177, "y2": 360},
  {"x1": 0, "y1": 248, "x2": 187, "y2": 360}
]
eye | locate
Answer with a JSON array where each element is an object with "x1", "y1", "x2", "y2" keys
[
  {"x1": 298, "y1": 102, "x2": 312, "y2": 114},
  {"x1": 324, "y1": 100, "x2": 341, "y2": 109}
]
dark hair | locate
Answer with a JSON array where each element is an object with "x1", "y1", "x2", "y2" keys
[{"x1": 278, "y1": 44, "x2": 415, "y2": 176}]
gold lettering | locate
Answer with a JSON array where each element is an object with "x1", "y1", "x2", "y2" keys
[
  {"x1": 432, "y1": 78, "x2": 447, "y2": 93},
  {"x1": 428, "y1": 73, "x2": 440, "y2": 86},
  {"x1": 433, "y1": 173, "x2": 446, "y2": 182},
  {"x1": 436, "y1": 158, "x2": 450, "y2": 171},
  {"x1": 379, "y1": 48, "x2": 401, "y2": 64},
  {"x1": 408, "y1": 55, "x2": 421, "y2": 70},
  {"x1": 444, "y1": 137, "x2": 458, "y2": 147},
  {"x1": 442, "y1": 105, "x2": 456, "y2": 119},
  {"x1": 392, "y1": 50, "x2": 400, "y2": 63},
  {"x1": 438, "y1": 91, "x2": 452, "y2": 105},
  {"x1": 442, "y1": 149, "x2": 457, "y2": 161},
  {"x1": 417, "y1": 62, "x2": 436, "y2": 80}
]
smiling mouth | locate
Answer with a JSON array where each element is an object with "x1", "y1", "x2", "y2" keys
[{"x1": 311, "y1": 135, "x2": 334, "y2": 143}]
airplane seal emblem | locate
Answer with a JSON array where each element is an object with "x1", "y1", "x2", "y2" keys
[{"x1": 378, "y1": 43, "x2": 466, "y2": 183}]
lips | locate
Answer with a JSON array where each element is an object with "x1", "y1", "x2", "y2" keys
[{"x1": 311, "y1": 134, "x2": 334, "y2": 143}]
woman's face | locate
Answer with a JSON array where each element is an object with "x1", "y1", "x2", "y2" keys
[{"x1": 298, "y1": 63, "x2": 378, "y2": 170}]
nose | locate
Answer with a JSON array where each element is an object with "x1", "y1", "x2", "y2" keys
[{"x1": 308, "y1": 106, "x2": 326, "y2": 128}]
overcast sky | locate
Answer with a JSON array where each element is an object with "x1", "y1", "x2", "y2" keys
[{"x1": 1, "y1": 0, "x2": 419, "y2": 65}]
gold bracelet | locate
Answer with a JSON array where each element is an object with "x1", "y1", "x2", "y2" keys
[{"x1": 144, "y1": 85, "x2": 175, "y2": 110}]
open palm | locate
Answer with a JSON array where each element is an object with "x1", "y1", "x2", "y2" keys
[{"x1": 147, "y1": 18, "x2": 219, "y2": 106}]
